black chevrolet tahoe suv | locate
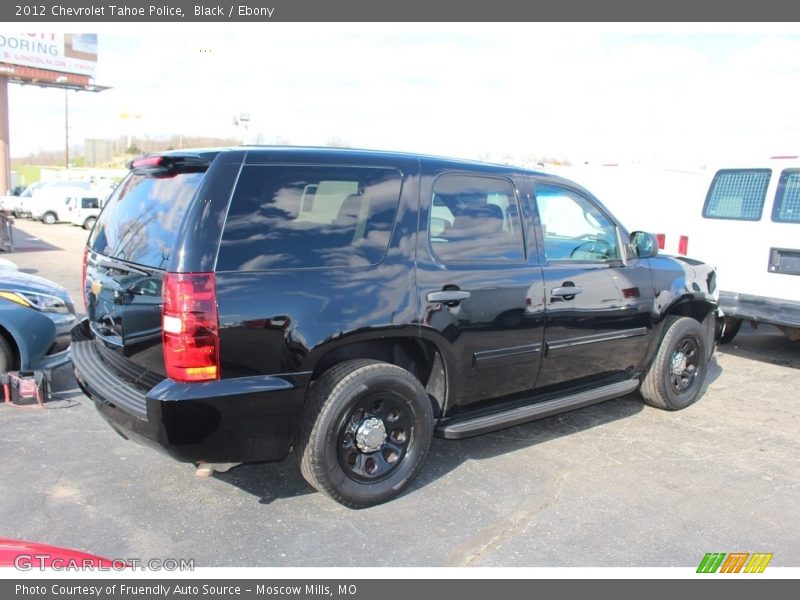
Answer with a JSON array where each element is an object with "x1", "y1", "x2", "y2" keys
[{"x1": 72, "y1": 147, "x2": 719, "y2": 508}]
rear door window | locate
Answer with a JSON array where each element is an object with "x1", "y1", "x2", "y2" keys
[
  {"x1": 428, "y1": 174, "x2": 525, "y2": 263},
  {"x1": 89, "y1": 171, "x2": 205, "y2": 269},
  {"x1": 216, "y1": 165, "x2": 402, "y2": 271},
  {"x1": 772, "y1": 169, "x2": 800, "y2": 224},
  {"x1": 702, "y1": 169, "x2": 771, "y2": 221}
]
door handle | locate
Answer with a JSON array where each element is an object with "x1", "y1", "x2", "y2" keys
[
  {"x1": 551, "y1": 285, "x2": 583, "y2": 298},
  {"x1": 426, "y1": 290, "x2": 471, "y2": 303}
]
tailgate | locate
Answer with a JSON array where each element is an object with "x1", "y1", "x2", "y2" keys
[{"x1": 84, "y1": 154, "x2": 211, "y2": 383}]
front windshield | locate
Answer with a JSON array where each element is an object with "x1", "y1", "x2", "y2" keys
[{"x1": 21, "y1": 182, "x2": 45, "y2": 197}]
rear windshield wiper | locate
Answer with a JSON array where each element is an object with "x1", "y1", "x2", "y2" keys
[{"x1": 96, "y1": 256, "x2": 152, "y2": 276}]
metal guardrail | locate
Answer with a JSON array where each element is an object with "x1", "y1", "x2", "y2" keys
[{"x1": 0, "y1": 213, "x2": 13, "y2": 252}]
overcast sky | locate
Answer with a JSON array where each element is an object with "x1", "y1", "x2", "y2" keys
[{"x1": 6, "y1": 23, "x2": 800, "y2": 167}]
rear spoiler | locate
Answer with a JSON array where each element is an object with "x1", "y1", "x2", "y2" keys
[{"x1": 126, "y1": 154, "x2": 211, "y2": 177}]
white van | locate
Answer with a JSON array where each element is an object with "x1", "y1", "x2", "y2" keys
[
  {"x1": 65, "y1": 195, "x2": 102, "y2": 230},
  {"x1": 541, "y1": 164, "x2": 706, "y2": 256},
  {"x1": 22, "y1": 181, "x2": 95, "y2": 223},
  {"x1": 24, "y1": 181, "x2": 111, "y2": 224},
  {"x1": 687, "y1": 158, "x2": 800, "y2": 342}
]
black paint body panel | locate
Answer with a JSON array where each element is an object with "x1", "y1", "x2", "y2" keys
[{"x1": 72, "y1": 147, "x2": 718, "y2": 463}]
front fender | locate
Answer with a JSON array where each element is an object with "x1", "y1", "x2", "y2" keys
[
  {"x1": 649, "y1": 255, "x2": 718, "y2": 322},
  {"x1": 0, "y1": 303, "x2": 57, "y2": 369}
]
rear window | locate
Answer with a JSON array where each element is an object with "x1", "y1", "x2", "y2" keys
[
  {"x1": 216, "y1": 165, "x2": 402, "y2": 271},
  {"x1": 702, "y1": 169, "x2": 771, "y2": 221},
  {"x1": 89, "y1": 171, "x2": 205, "y2": 269},
  {"x1": 772, "y1": 169, "x2": 800, "y2": 224}
]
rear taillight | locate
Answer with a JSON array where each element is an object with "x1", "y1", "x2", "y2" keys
[
  {"x1": 656, "y1": 233, "x2": 666, "y2": 250},
  {"x1": 81, "y1": 247, "x2": 88, "y2": 311},
  {"x1": 162, "y1": 272, "x2": 220, "y2": 382},
  {"x1": 678, "y1": 235, "x2": 689, "y2": 256}
]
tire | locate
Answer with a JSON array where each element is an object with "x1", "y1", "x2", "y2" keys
[
  {"x1": 719, "y1": 317, "x2": 742, "y2": 345},
  {"x1": 42, "y1": 212, "x2": 57, "y2": 225},
  {"x1": 0, "y1": 335, "x2": 14, "y2": 373},
  {"x1": 83, "y1": 216, "x2": 97, "y2": 231},
  {"x1": 296, "y1": 359, "x2": 433, "y2": 508},
  {"x1": 641, "y1": 316, "x2": 708, "y2": 411}
]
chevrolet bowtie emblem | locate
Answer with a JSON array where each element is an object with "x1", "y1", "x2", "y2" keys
[{"x1": 91, "y1": 279, "x2": 102, "y2": 297}]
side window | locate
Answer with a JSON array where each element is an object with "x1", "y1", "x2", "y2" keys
[
  {"x1": 429, "y1": 174, "x2": 525, "y2": 263},
  {"x1": 534, "y1": 183, "x2": 620, "y2": 262},
  {"x1": 217, "y1": 165, "x2": 402, "y2": 271},
  {"x1": 772, "y1": 169, "x2": 800, "y2": 224},
  {"x1": 703, "y1": 169, "x2": 771, "y2": 221}
]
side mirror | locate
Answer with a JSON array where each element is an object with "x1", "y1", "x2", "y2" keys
[{"x1": 630, "y1": 231, "x2": 659, "y2": 258}]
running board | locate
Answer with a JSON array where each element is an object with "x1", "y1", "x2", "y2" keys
[{"x1": 437, "y1": 379, "x2": 640, "y2": 439}]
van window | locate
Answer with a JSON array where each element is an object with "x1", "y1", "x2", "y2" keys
[
  {"x1": 217, "y1": 165, "x2": 402, "y2": 271},
  {"x1": 428, "y1": 174, "x2": 525, "y2": 263},
  {"x1": 702, "y1": 169, "x2": 771, "y2": 221},
  {"x1": 772, "y1": 169, "x2": 800, "y2": 224}
]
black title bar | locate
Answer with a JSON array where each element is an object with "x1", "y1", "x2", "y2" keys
[
  {"x1": 3, "y1": 579, "x2": 798, "y2": 600},
  {"x1": 4, "y1": 0, "x2": 800, "y2": 22}
]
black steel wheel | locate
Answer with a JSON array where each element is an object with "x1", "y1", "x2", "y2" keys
[
  {"x1": 641, "y1": 316, "x2": 708, "y2": 411},
  {"x1": 337, "y1": 391, "x2": 415, "y2": 483},
  {"x1": 296, "y1": 359, "x2": 433, "y2": 508},
  {"x1": 668, "y1": 336, "x2": 700, "y2": 394}
]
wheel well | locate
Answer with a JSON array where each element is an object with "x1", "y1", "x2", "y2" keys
[
  {"x1": 664, "y1": 299, "x2": 717, "y2": 360},
  {"x1": 0, "y1": 325, "x2": 20, "y2": 370},
  {"x1": 310, "y1": 338, "x2": 446, "y2": 417},
  {"x1": 665, "y1": 298, "x2": 714, "y2": 323}
]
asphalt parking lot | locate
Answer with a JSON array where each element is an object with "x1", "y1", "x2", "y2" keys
[{"x1": 1, "y1": 218, "x2": 798, "y2": 568}]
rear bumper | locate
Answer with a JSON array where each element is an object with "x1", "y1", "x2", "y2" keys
[
  {"x1": 719, "y1": 291, "x2": 800, "y2": 329},
  {"x1": 71, "y1": 335, "x2": 308, "y2": 464}
]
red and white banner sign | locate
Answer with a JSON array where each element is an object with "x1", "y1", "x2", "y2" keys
[{"x1": 0, "y1": 33, "x2": 97, "y2": 78}]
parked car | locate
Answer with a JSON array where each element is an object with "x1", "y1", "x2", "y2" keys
[
  {"x1": 0, "y1": 538, "x2": 115, "y2": 568},
  {"x1": 65, "y1": 196, "x2": 102, "y2": 230},
  {"x1": 0, "y1": 182, "x2": 47, "y2": 217},
  {"x1": 0, "y1": 266, "x2": 76, "y2": 373},
  {"x1": 0, "y1": 191, "x2": 18, "y2": 215},
  {"x1": 71, "y1": 147, "x2": 719, "y2": 507}
]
